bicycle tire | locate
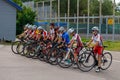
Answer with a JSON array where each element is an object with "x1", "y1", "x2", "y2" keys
[
  {"x1": 77, "y1": 52, "x2": 95, "y2": 72},
  {"x1": 11, "y1": 41, "x2": 21, "y2": 54},
  {"x1": 101, "y1": 52, "x2": 112, "y2": 70}
]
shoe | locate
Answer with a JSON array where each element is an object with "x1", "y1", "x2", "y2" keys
[
  {"x1": 64, "y1": 59, "x2": 71, "y2": 65},
  {"x1": 50, "y1": 57, "x2": 56, "y2": 61},
  {"x1": 95, "y1": 67, "x2": 101, "y2": 72},
  {"x1": 61, "y1": 60, "x2": 65, "y2": 64},
  {"x1": 73, "y1": 64, "x2": 78, "y2": 68}
]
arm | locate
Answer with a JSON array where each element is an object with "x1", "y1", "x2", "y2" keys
[{"x1": 87, "y1": 39, "x2": 93, "y2": 46}]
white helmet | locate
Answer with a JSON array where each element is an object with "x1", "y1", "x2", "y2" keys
[
  {"x1": 67, "y1": 28, "x2": 75, "y2": 34},
  {"x1": 37, "y1": 26, "x2": 43, "y2": 30},
  {"x1": 25, "y1": 23, "x2": 30, "y2": 28},
  {"x1": 28, "y1": 25, "x2": 33, "y2": 29},
  {"x1": 58, "y1": 27, "x2": 65, "y2": 32},
  {"x1": 32, "y1": 25, "x2": 37, "y2": 30},
  {"x1": 92, "y1": 26, "x2": 99, "y2": 31}
]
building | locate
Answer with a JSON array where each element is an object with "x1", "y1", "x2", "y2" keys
[
  {"x1": 23, "y1": 1, "x2": 56, "y2": 20},
  {"x1": 116, "y1": 6, "x2": 120, "y2": 11},
  {"x1": 0, "y1": 0, "x2": 22, "y2": 41}
]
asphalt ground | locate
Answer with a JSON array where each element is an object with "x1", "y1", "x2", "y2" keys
[{"x1": 0, "y1": 45, "x2": 120, "y2": 80}]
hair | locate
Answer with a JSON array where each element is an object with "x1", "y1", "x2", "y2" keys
[{"x1": 50, "y1": 23, "x2": 54, "y2": 26}]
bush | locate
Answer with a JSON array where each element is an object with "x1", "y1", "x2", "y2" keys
[{"x1": 13, "y1": 0, "x2": 36, "y2": 35}]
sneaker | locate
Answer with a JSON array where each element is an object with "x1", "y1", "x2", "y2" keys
[
  {"x1": 95, "y1": 67, "x2": 101, "y2": 72},
  {"x1": 50, "y1": 57, "x2": 56, "y2": 61},
  {"x1": 73, "y1": 64, "x2": 78, "y2": 68},
  {"x1": 61, "y1": 60, "x2": 65, "y2": 64},
  {"x1": 64, "y1": 61, "x2": 69, "y2": 65},
  {"x1": 64, "y1": 59, "x2": 71, "y2": 65}
]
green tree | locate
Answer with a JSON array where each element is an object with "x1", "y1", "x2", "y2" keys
[
  {"x1": 102, "y1": 0, "x2": 113, "y2": 15},
  {"x1": 13, "y1": 0, "x2": 36, "y2": 35},
  {"x1": 90, "y1": 0, "x2": 99, "y2": 15}
]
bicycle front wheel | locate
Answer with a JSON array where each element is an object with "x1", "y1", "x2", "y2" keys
[
  {"x1": 101, "y1": 52, "x2": 112, "y2": 70},
  {"x1": 11, "y1": 41, "x2": 21, "y2": 54},
  {"x1": 77, "y1": 52, "x2": 95, "y2": 72}
]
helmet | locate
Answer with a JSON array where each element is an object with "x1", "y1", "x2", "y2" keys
[
  {"x1": 24, "y1": 23, "x2": 30, "y2": 28},
  {"x1": 58, "y1": 27, "x2": 65, "y2": 32},
  {"x1": 67, "y1": 28, "x2": 75, "y2": 34},
  {"x1": 33, "y1": 25, "x2": 37, "y2": 28},
  {"x1": 28, "y1": 25, "x2": 33, "y2": 29},
  {"x1": 92, "y1": 26, "x2": 99, "y2": 31},
  {"x1": 32, "y1": 25, "x2": 37, "y2": 30},
  {"x1": 37, "y1": 26, "x2": 43, "y2": 30}
]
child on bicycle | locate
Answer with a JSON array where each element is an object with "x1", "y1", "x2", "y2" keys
[
  {"x1": 67, "y1": 28, "x2": 83, "y2": 67},
  {"x1": 87, "y1": 26, "x2": 103, "y2": 72}
]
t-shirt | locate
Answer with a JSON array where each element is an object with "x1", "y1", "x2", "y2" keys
[
  {"x1": 71, "y1": 34, "x2": 83, "y2": 47},
  {"x1": 50, "y1": 29, "x2": 54, "y2": 35},
  {"x1": 91, "y1": 34, "x2": 103, "y2": 47},
  {"x1": 62, "y1": 32, "x2": 70, "y2": 44},
  {"x1": 35, "y1": 29, "x2": 39, "y2": 34},
  {"x1": 43, "y1": 30, "x2": 47, "y2": 37}
]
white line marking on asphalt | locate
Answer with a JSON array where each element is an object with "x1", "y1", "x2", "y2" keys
[{"x1": 113, "y1": 59, "x2": 120, "y2": 63}]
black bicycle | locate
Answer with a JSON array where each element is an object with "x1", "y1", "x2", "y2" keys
[{"x1": 81, "y1": 46, "x2": 112, "y2": 71}]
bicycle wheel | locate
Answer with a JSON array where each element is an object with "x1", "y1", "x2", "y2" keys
[
  {"x1": 101, "y1": 52, "x2": 112, "y2": 70},
  {"x1": 38, "y1": 52, "x2": 45, "y2": 61},
  {"x1": 17, "y1": 42, "x2": 24, "y2": 54},
  {"x1": 77, "y1": 52, "x2": 95, "y2": 72},
  {"x1": 57, "y1": 51, "x2": 74, "y2": 68},
  {"x1": 48, "y1": 48, "x2": 59, "y2": 65},
  {"x1": 11, "y1": 41, "x2": 21, "y2": 54}
]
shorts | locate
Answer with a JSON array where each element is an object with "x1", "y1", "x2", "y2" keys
[{"x1": 93, "y1": 46, "x2": 103, "y2": 55}]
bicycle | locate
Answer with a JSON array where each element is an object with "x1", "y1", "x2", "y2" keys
[{"x1": 81, "y1": 45, "x2": 112, "y2": 72}]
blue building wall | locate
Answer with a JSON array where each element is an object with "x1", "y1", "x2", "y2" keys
[{"x1": 0, "y1": 0, "x2": 19, "y2": 41}]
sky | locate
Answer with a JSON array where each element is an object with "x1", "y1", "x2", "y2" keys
[{"x1": 116, "y1": 0, "x2": 120, "y2": 4}]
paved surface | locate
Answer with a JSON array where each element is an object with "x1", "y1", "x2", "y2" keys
[{"x1": 0, "y1": 45, "x2": 120, "y2": 80}]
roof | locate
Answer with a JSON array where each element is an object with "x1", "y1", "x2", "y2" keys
[{"x1": 5, "y1": 0, "x2": 22, "y2": 11}]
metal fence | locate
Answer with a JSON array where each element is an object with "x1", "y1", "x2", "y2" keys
[{"x1": 23, "y1": 1, "x2": 120, "y2": 41}]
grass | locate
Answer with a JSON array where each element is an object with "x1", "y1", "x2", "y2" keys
[
  {"x1": 0, "y1": 41, "x2": 12, "y2": 45},
  {"x1": 0, "y1": 38, "x2": 120, "y2": 51},
  {"x1": 103, "y1": 41, "x2": 120, "y2": 51},
  {"x1": 81, "y1": 37, "x2": 120, "y2": 51}
]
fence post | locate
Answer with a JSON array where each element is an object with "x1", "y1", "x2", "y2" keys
[
  {"x1": 65, "y1": 13, "x2": 67, "y2": 22},
  {"x1": 58, "y1": 0, "x2": 60, "y2": 27},
  {"x1": 92, "y1": 14, "x2": 94, "y2": 24},
  {"x1": 112, "y1": 0, "x2": 115, "y2": 41},
  {"x1": 106, "y1": 18, "x2": 108, "y2": 40},
  {"x1": 118, "y1": 17, "x2": 119, "y2": 24},
  {"x1": 77, "y1": 0, "x2": 79, "y2": 34},
  {"x1": 74, "y1": 14, "x2": 76, "y2": 23},
  {"x1": 87, "y1": 0, "x2": 90, "y2": 38},
  {"x1": 42, "y1": 1, "x2": 44, "y2": 20},
  {"x1": 67, "y1": 0, "x2": 70, "y2": 29},
  {"x1": 83, "y1": 14, "x2": 85, "y2": 24}
]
